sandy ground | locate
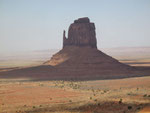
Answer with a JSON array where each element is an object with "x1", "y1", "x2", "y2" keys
[
  {"x1": 0, "y1": 53, "x2": 150, "y2": 113},
  {"x1": 0, "y1": 76, "x2": 150, "y2": 113}
]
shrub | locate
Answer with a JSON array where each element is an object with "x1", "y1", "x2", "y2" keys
[
  {"x1": 119, "y1": 99, "x2": 122, "y2": 104},
  {"x1": 39, "y1": 105, "x2": 42, "y2": 107},
  {"x1": 94, "y1": 99, "x2": 97, "y2": 102},
  {"x1": 128, "y1": 106, "x2": 132, "y2": 110},
  {"x1": 50, "y1": 98, "x2": 52, "y2": 100},
  {"x1": 127, "y1": 93, "x2": 131, "y2": 95},
  {"x1": 97, "y1": 103, "x2": 100, "y2": 106},
  {"x1": 137, "y1": 107, "x2": 141, "y2": 110},
  {"x1": 104, "y1": 90, "x2": 107, "y2": 93},
  {"x1": 24, "y1": 105, "x2": 26, "y2": 107},
  {"x1": 39, "y1": 83, "x2": 44, "y2": 86}
]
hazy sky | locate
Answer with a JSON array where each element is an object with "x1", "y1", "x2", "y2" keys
[{"x1": 0, "y1": 0, "x2": 150, "y2": 54}]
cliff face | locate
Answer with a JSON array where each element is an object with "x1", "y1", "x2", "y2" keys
[
  {"x1": 1, "y1": 17, "x2": 147, "y2": 81},
  {"x1": 63, "y1": 17, "x2": 97, "y2": 48},
  {"x1": 45, "y1": 17, "x2": 131, "y2": 68},
  {"x1": 42, "y1": 17, "x2": 135, "y2": 80},
  {"x1": 1, "y1": 17, "x2": 150, "y2": 81}
]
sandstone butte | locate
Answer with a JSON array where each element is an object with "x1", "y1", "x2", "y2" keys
[{"x1": 0, "y1": 17, "x2": 150, "y2": 80}]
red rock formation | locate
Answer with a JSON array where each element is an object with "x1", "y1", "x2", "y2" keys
[
  {"x1": 63, "y1": 17, "x2": 97, "y2": 48},
  {"x1": 2, "y1": 17, "x2": 149, "y2": 80},
  {"x1": 45, "y1": 17, "x2": 132, "y2": 74}
]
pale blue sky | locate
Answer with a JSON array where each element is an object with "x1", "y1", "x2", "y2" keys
[{"x1": 0, "y1": 0, "x2": 150, "y2": 54}]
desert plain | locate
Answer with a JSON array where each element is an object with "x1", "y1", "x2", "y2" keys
[{"x1": 0, "y1": 48, "x2": 150, "y2": 113}]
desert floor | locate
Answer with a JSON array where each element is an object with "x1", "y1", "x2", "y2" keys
[
  {"x1": 0, "y1": 76, "x2": 150, "y2": 113},
  {"x1": 0, "y1": 50, "x2": 150, "y2": 113}
]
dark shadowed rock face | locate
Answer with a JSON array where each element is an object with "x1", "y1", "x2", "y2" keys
[{"x1": 63, "y1": 17, "x2": 97, "y2": 48}]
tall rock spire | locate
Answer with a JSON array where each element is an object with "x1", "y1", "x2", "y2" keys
[{"x1": 63, "y1": 30, "x2": 67, "y2": 48}]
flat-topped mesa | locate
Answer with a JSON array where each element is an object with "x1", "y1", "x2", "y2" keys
[{"x1": 63, "y1": 17, "x2": 97, "y2": 48}]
